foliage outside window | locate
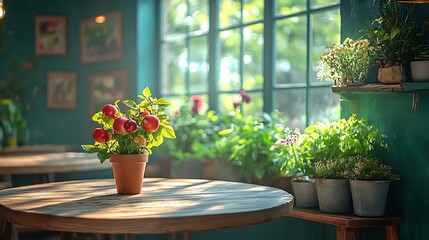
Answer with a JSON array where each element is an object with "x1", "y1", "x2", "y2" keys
[{"x1": 159, "y1": 0, "x2": 340, "y2": 131}]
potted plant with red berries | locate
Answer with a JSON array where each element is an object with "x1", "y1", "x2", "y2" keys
[{"x1": 82, "y1": 87, "x2": 176, "y2": 194}]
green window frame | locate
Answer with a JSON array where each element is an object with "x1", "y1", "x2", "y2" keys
[{"x1": 158, "y1": 0, "x2": 340, "y2": 129}]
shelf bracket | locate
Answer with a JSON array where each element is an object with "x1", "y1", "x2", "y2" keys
[{"x1": 411, "y1": 92, "x2": 419, "y2": 114}]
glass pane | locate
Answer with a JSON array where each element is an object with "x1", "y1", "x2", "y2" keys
[
  {"x1": 161, "y1": 40, "x2": 186, "y2": 95},
  {"x1": 189, "y1": 35, "x2": 209, "y2": 94},
  {"x1": 309, "y1": 87, "x2": 340, "y2": 124},
  {"x1": 273, "y1": 88, "x2": 306, "y2": 130},
  {"x1": 243, "y1": 0, "x2": 264, "y2": 23},
  {"x1": 218, "y1": 91, "x2": 262, "y2": 114},
  {"x1": 189, "y1": 0, "x2": 209, "y2": 33},
  {"x1": 311, "y1": 0, "x2": 340, "y2": 8},
  {"x1": 218, "y1": 93, "x2": 239, "y2": 113},
  {"x1": 275, "y1": 16, "x2": 307, "y2": 85},
  {"x1": 219, "y1": 0, "x2": 242, "y2": 28},
  {"x1": 162, "y1": 0, "x2": 188, "y2": 37},
  {"x1": 243, "y1": 24, "x2": 264, "y2": 90},
  {"x1": 219, "y1": 29, "x2": 241, "y2": 91},
  {"x1": 275, "y1": 0, "x2": 306, "y2": 16},
  {"x1": 242, "y1": 91, "x2": 263, "y2": 115},
  {"x1": 310, "y1": 9, "x2": 340, "y2": 83}
]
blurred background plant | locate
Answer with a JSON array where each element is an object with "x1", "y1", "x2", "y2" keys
[{"x1": 0, "y1": 56, "x2": 40, "y2": 146}]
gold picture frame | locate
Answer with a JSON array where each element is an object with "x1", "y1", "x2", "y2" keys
[
  {"x1": 89, "y1": 70, "x2": 128, "y2": 116},
  {"x1": 47, "y1": 71, "x2": 77, "y2": 109},
  {"x1": 35, "y1": 15, "x2": 67, "y2": 56},
  {"x1": 80, "y1": 11, "x2": 123, "y2": 64}
]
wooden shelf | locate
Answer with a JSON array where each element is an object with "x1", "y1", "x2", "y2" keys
[{"x1": 331, "y1": 82, "x2": 429, "y2": 93}]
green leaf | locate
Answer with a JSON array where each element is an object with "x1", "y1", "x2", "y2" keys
[
  {"x1": 155, "y1": 98, "x2": 171, "y2": 106},
  {"x1": 81, "y1": 144, "x2": 99, "y2": 153},
  {"x1": 97, "y1": 152, "x2": 110, "y2": 164},
  {"x1": 162, "y1": 124, "x2": 176, "y2": 139},
  {"x1": 123, "y1": 100, "x2": 138, "y2": 110},
  {"x1": 143, "y1": 87, "x2": 152, "y2": 98}
]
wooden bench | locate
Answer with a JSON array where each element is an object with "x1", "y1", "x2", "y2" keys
[{"x1": 287, "y1": 208, "x2": 402, "y2": 240}]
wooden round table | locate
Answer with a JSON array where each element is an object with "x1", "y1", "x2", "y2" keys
[{"x1": 0, "y1": 178, "x2": 293, "y2": 239}]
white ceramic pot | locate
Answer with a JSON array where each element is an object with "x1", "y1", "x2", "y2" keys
[{"x1": 410, "y1": 61, "x2": 429, "y2": 82}]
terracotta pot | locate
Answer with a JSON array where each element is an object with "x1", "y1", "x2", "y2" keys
[
  {"x1": 110, "y1": 154, "x2": 149, "y2": 194},
  {"x1": 377, "y1": 65, "x2": 405, "y2": 84}
]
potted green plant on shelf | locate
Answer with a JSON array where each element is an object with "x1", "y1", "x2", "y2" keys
[
  {"x1": 82, "y1": 87, "x2": 176, "y2": 194},
  {"x1": 314, "y1": 157, "x2": 351, "y2": 213},
  {"x1": 345, "y1": 154, "x2": 400, "y2": 217},
  {"x1": 410, "y1": 17, "x2": 429, "y2": 82},
  {"x1": 364, "y1": 0, "x2": 419, "y2": 84},
  {"x1": 271, "y1": 128, "x2": 318, "y2": 208},
  {"x1": 303, "y1": 114, "x2": 386, "y2": 213},
  {"x1": 317, "y1": 37, "x2": 370, "y2": 86}
]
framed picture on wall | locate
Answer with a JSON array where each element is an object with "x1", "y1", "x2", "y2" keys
[
  {"x1": 89, "y1": 70, "x2": 128, "y2": 116},
  {"x1": 47, "y1": 71, "x2": 77, "y2": 109},
  {"x1": 35, "y1": 15, "x2": 67, "y2": 55},
  {"x1": 80, "y1": 11, "x2": 123, "y2": 64}
]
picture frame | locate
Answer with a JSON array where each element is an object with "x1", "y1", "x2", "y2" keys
[
  {"x1": 89, "y1": 70, "x2": 128, "y2": 116},
  {"x1": 47, "y1": 71, "x2": 77, "y2": 109},
  {"x1": 80, "y1": 11, "x2": 123, "y2": 64},
  {"x1": 35, "y1": 15, "x2": 67, "y2": 55}
]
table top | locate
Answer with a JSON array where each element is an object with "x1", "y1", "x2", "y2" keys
[
  {"x1": 0, "y1": 178, "x2": 293, "y2": 234},
  {"x1": 0, "y1": 144, "x2": 74, "y2": 155},
  {"x1": 0, "y1": 152, "x2": 110, "y2": 175}
]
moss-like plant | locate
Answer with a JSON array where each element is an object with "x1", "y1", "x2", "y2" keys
[{"x1": 345, "y1": 154, "x2": 400, "y2": 181}]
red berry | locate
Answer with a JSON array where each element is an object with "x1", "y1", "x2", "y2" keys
[
  {"x1": 124, "y1": 119, "x2": 138, "y2": 133},
  {"x1": 102, "y1": 104, "x2": 118, "y2": 119},
  {"x1": 92, "y1": 128, "x2": 110, "y2": 143},
  {"x1": 113, "y1": 117, "x2": 128, "y2": 135},
  {"x1": 142, "y1": 115, "x2": 160, "y2": 132}
]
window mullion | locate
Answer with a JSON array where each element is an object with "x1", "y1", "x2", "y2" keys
[
  {"x1": 208, "y1": 0, "x2": 218, "y2": 110},
  {"x1": 305, "y1": 0, "x2": 311, "y2": 127},
  {"x1": 263, "y1": 0, "x2": 274, "y2": 113}
]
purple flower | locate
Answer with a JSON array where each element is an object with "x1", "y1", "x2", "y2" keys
[{"x1": 233, "y1": 102, "x2": 241, "y2": 109}]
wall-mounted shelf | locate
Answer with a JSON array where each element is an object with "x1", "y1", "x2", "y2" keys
[
  {"x1": 331, "y1": 82, "x2": 429, "y2": 113},
  {"x1": 331, "y1": 82, "x2": 429, "y2": 93}
]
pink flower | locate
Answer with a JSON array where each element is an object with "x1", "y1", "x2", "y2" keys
[
  {"x1": 191, "y1": 95, "x2": 203, "y2": 114},
  {"x1": 240, "y1": 90, "x2": 251, "y2": 103}
]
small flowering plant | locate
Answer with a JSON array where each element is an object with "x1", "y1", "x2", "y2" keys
[
  {"x1": 270, "y1": 128, "x2": 314, "y2": 181},
  {"x1": 317, "y1": 37, "x2": 370, "y2": 86},
  {"x1": 82, "y1": 87, "x2": 176, "y2": 163}
]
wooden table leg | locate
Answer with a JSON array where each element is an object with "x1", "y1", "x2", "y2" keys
[
  {"x1": 336, "y1": 226, "x2": 358, "y2": 240},
  {"x1": 386, "y1": 225, "x2": 399, "y2": 240},
  {"x1": 183, "y1": 231, "x2": 191, "y2": 240},
  {"x1": 336, "y1": 226, "x2": 347, "y2": 240},
  {"x1": 0, "y1": 218, "x2": 12, "y2": 240}
]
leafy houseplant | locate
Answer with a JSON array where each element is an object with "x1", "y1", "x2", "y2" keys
[
  {"x1": 0, "y1": 98, "x2": 27, "y2": 147},
  {"x1": 82, "y1": 87, "x2": 176, "y2": 194},
  {"x1": 304, "y1": 114, "x2": 386, "y2": 162},
  {"x1": 82, "y1": 87, "x2": 176, "y2": 163},
  {"x1": 317, "y1": 38, "x2": 370, "y2": 86},
  {"x1": 364, "y1": 0, "x2": 419, "y2": 83},
  {"x1": 221, "y1": 110, "x2": 286, "y2": 183}
]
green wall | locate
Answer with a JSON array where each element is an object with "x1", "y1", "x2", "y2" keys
[
  {"x1": 0, "y1": 0, "x2": 154, "y2": 151},
  {"x1": 2, "y1": 0, "x2": 429, "y2": 240},
  {"x1": 340, "y1": 1, "x2": 429, "y2": 240}
]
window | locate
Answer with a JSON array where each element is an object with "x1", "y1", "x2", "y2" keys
[{"x1": 159, "y1": 0, "x2": 340, "y2": 129}]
